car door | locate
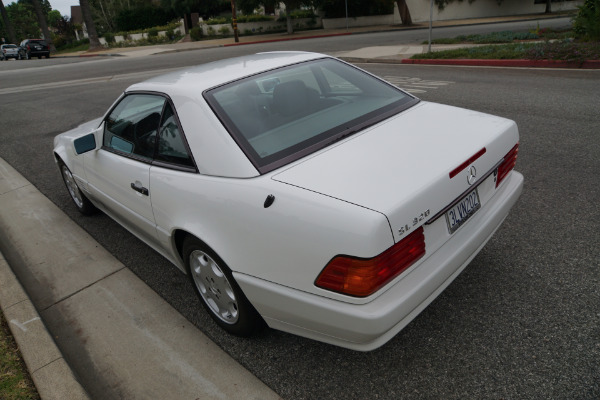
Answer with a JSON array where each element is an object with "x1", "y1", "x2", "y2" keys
[{"x1": 83, "y1": 93, "x2": 166, "y2": 246}]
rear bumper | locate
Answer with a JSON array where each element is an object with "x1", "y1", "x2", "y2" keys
[{"x1": 235, "y1": 171, "x2": 524, "y2": 351}]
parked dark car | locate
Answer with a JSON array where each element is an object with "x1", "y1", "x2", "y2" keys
[
  {"x1": 19, "y1": 39, "x2": 50, "y2": 59},
  {"x1": 0, "y1": 44, "x2": 22, "y2": 60}
]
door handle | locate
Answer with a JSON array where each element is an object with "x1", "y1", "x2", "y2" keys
[{"x1": 130, "y1": 181, "x2": 149, "y2": 196}]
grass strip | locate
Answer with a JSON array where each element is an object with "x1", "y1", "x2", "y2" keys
[
  {"x1": 412, "y1": 41, "x2": 600, "y2": 61},
  {"x1": 0, "y1": 312, "x2": 40, "y2": 400}
]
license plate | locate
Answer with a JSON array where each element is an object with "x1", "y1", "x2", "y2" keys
[{"x1": 445, "y1": 188, "x2": 481, "y2": 234}]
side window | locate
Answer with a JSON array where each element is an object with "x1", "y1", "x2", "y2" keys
[
  {"x1": 104, "y1": 94, "x2": 165, "y2": 159},
  {"x1": 155, "y1": 102, "x2": 194, "y2": 168}
]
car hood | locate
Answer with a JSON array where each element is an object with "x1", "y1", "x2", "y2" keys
[{"x1": 272, "y1": 101, "x2": 519, "y2": 242}]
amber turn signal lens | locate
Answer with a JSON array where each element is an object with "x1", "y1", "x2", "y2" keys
[{"x1": 315, "y1": 227, "x2": 425, "y2": 297}]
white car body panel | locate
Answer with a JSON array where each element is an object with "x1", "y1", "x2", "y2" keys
[
  {"x1": 273, "y1": 101, "x2": 519, "y2": 243},
  {"x1": 52, "y1": 52, "x2": 524, "y2": 350},
  {"x1": 237, "y1": 170, "x2": 523, "y2": 350}
]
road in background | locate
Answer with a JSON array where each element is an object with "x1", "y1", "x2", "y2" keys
[{"x1": 1, "y1": 18, "x2": 598, "y2": 399}]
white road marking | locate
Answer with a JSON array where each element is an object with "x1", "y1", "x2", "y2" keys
[
  {"x1": 383, "y1": 76, "x2": 455, "y2": 94},
  {"x1": 0, "y1": 67, "x2": 181, "y2": 95}
]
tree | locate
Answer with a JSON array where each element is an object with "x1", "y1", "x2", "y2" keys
[
  {"x1": 4, "y1": 1, "x2": 40, "y2": 40},
  {"x1": 31, "y1": 0, "x2": 55, "y2": 51},
  {"x1": 79, "y1": 0, "x2": 102, "y2": 50},
  {"x1": 0, "y1": 0, "x2": 17, "y2": 43},
  {"x1": 396, "y1": 0, "x2": 411, "y2": 25}
]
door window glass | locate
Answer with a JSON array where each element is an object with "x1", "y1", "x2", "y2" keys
[
  {"x1": 104, "y1": 94, "x2": 165, "y2": 159},
  {"x1": 155, "y1": 102, "x2": 194, "y2": 167}
]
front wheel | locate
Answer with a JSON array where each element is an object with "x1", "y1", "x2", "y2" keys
[
  {"x1": 183, "y1": 236, "x2": 264, "y2": 337},
  {"x1": 59, "y1": 163, "x2": 97, "y2": 215}
]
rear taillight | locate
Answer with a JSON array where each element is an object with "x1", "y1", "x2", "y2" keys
[
  {"x1": 496, "y1": 143, "x2": 519, "y2": 188},
  {"x1": 315, "y1": 227, "x2": 426, "y2": 297}
]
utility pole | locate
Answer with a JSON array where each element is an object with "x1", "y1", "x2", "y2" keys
[
  {"x1": 230, "y1": 0, "x2": 239, "y2": 43},
  {"x1": 428, "y1": 0, "x2": 433, "y2": 53}
]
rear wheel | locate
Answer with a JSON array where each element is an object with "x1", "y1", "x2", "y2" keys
[
  {"x1": 183, "y1": 236, "x2": 264, "y2": 336},
  {"x1": 59, "y1": 162, "x2": 97, "y2": 215}
]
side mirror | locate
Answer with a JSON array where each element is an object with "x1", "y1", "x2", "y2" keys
[{"x1": 73, "y1": 124, "x2": 103, "y2": 155}]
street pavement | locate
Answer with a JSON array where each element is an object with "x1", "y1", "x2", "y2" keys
[{"x1": 0, "y1": 12, "x2": 587, "y2": 400}]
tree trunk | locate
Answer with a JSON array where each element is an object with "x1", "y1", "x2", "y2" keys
[
  {"x1": 286, "y1": 14, "x2": 293, "y2": 34},
  {"x1": 545, "y1": 0, "x2": 552, "y2": 14},
  {"x1": 79, "y1": 0, "x2": 102, "y2": 51},
  {"x1": 396, "y1": 0, "x2": 412, "y2": 26},
  {"x1": 282, "y1": 1, "x2": 294, "y2": 34},
  {"x1": 32, "y1": 0, "x2": 56, "y2": 52},
  {"x1": 0, "y1": 0, "x2": 17, "y2": 44}
]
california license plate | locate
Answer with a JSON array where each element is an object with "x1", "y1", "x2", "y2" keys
[{"x1": 445, "y1": 188, "x2": 481, "y2": 234}]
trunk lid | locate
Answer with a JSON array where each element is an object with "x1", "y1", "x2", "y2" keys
[{"x1": 272, "y1": 101, "x2": 518, "y2": 243}]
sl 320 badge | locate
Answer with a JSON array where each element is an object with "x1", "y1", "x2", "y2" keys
[{"x1": 398, "y1": 209, "x2": 431, "y2": 235}]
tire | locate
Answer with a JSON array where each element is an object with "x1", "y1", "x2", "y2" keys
[
  {"x1": 183, "y1": 236, "x2": 264, "y2": 337},
  {"x1": 59, "y1": 162, "x2": 97, "y2": 215}
]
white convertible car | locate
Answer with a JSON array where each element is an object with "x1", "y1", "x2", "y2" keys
[{"x1": 54, "y1": 52, "x2": 523, "y2": 351}]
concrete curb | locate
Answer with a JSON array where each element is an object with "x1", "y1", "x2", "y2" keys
[{"x1": 0, "y1": 253, "x2": 91, "y2": 400}]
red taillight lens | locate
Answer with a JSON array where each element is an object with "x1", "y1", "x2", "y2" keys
[
  {"x1": 496, "y1": 143, "x2": 519, "y2": 188},
  {"x1": 315, "y1": 227, "x2": 426, "y2": 297}
]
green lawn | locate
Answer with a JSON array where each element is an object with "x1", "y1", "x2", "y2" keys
[{"x1": 412, "y1": 32, "x2": 600, "y2": 62}]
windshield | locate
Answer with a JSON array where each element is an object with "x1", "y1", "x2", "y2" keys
[{"x1": 204, "y1": 58, "x2": 417, "y2": 173}]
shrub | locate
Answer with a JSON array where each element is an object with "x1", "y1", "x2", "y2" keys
[
  {"x1": 148, "y1": 28, "x2": 159, "y2": 37},
  {"x1": 237, "y1": 14, "x2": 273, "y2": 23},
  {"x1": 206, "y1": 17, "x2": 229, "y2": 25},
  {"x1": 115, "y1": 6, "x2": 177, "y2": 31},
  {"x1": 573, "y1": 0, "x2": 600, "y2": 40},
  {"x1": 190, "y1": 26, "x2": 203, "y2": 41},
  {"x1": 104, "y1": 32, "x2": 115, "y2": 44},
  {"x1": 219, "y1": 25, "x2": 231, "y2": 36}
]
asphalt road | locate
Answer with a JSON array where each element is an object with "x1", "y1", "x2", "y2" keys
[{"x1": 1, "y1": 21, "x2": 599, "y2": 399}]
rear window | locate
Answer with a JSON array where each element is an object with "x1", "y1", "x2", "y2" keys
[
  {"x1": 204, "y1": 58, "x2": 417, "y2": 174},
  {"x1": 3, "y1": 44, "x2": 17, "y2": 48}
]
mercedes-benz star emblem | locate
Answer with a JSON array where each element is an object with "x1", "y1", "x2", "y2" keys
[{"x1": 467, "y1": 165, "x2": 477, "y2": 185}]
